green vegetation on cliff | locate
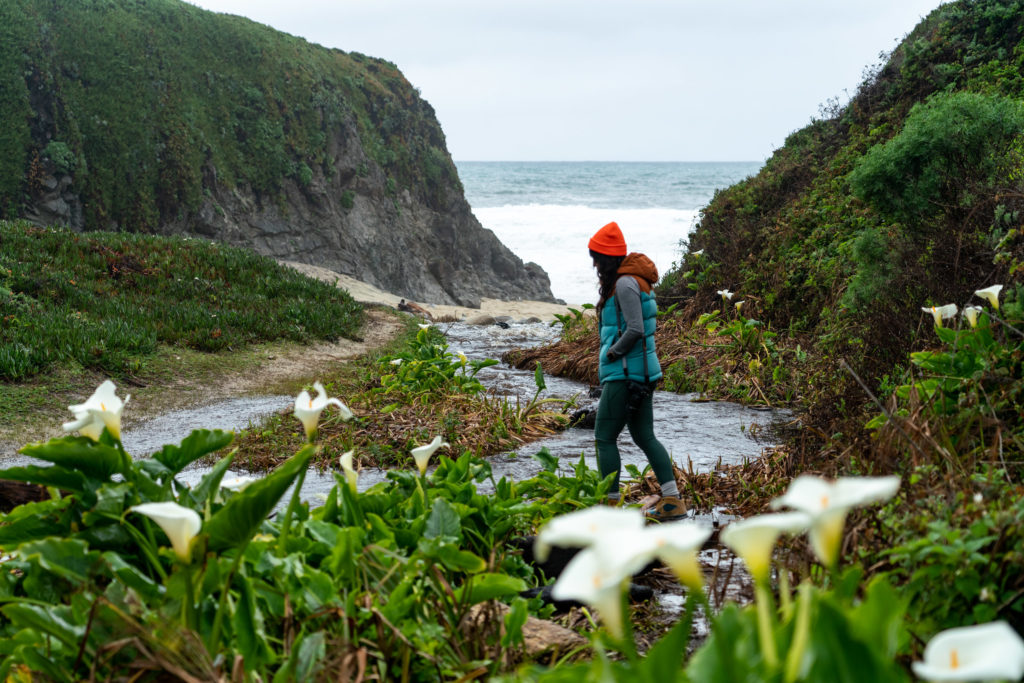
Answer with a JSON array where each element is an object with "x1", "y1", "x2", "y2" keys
[
  {"x1": 0, "y1": 0, "x2": 460, "y2": 226},
  {"x1": 662, "y1": 0, "x2": 1024, "y2": 428}
]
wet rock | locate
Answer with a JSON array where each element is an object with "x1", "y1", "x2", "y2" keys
[
  {"x1": 518, "y1": 316, "x2": 542, "y2": 324},
  {"x1": 465, "y1": 314, "x2": 497, "y2": 326},
  {"x1": 569, "y1": 408, "x2": 596, "y2": 429},
  {"x1": 460, "y1": 602, "x2": 587, "y2": 657}
]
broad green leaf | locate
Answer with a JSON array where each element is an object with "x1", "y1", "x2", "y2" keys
[
  {"x1": 0, "y1": 465, "x2": 87, "y2": 494},
  {"x1": 1, "y1": 603, "x2": 84, "y2": 649},
  {"x1": 18, "y1": 436, "x2": 123, "y2": 479},
  {"x1": 101, "y1": 551, "x2": 162, "y2": 601},
  {"x1": 18, "y1": 538, "x2": 99, "y2": 584},
  {"x1": 424, "y1": 497, "x2": 461, "y2": 540},
  {"x1": 204, "y1": 445, "x2": 314, "y2": 551},
  {"x1": 0, "y1": 498, "x2": 72, "y2": 545},
  {"x1": 154, "y1": 429, "x2": 234, "y2": 474},
  {"x1": 455, "y1": 572, "x2": 526, "y2": 604}
]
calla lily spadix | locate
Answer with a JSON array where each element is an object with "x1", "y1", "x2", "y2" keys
[
  {"x1": 340, "y1": 450, "x2": 358, "y2": 491},
  {"x1": 411, "y1": 435, "x2": 450, "y2": 476},
  {"x1": 717, "y1": 289, "x2": 734, "y2": 300},
  {"x1": 962, "y1": 305, "x2": 983, "y2": 328},
  {"x1": 720, "y1": 512, "x2": 810, "y2": 584},
  {"x1": 533, "y1": 506, "x2": 644, "y2": 563},
  {"x1": 921, "y1": 304, "x2": 958, "y2": 328},
  {"x1": 912, "y1": 620, "x2": 1024, "y2": 682},
  {"x1": 62, "y1": 380, "x2": 129, "y2": 441},
  {"x1": 293, "y1": 381, "x2": 354, "y2": 441},
  {"x1": 770, "y1": 474, "x2": 900, "y2": 568},
  {"x1": 131, "y1": 501, "x2": 202, "y2": 563},
  {"x1": 974, "y1": 284, "x2": 1003, "y2": 311}
]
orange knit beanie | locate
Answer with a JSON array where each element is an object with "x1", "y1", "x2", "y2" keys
[{"x1": 588, "y1": 221, "x2": 627, "y2": 256}]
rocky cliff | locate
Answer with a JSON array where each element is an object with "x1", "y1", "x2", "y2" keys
[{"x1": 0, "y1": 0, "x2": 555, "y2": 307}]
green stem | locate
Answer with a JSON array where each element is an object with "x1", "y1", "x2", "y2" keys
[
  {"x1": 276, "y1": 468, "x2": 308, "y2": 558},
  {"x1": 182, "y1": 564, "x2": 196, "y2": 631},
  {"x1": 784, "y1": 583, "x2": 813, "y2": 683},
  {"x1": 755, "y1": 581, "x2": 779, "y2": 669},
  {"x1": 209, "y1": 542, "x2": 248, "y2": 653}
]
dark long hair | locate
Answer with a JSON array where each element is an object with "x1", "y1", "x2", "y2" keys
[{"x1": 591, "y1": 249, "x2": 624, "y2": 310}]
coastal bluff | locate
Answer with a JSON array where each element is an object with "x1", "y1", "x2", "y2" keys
[{"x1": 1, "y1": 0, "x2": 555, "y2": 307}]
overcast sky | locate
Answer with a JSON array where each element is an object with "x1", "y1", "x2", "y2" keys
[{"x1": 186, "y1": 0, "x2": 948, "y2": 162}]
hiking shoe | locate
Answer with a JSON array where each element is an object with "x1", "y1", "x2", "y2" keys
[{"x1": 644, "y1": 496, "x2": 688, "y2": 521}]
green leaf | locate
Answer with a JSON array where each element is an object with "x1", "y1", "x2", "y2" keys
[
  {"x1": 1, "y1": 603, "x2": 85, "y2": 649},
  {"x1": 534, "y1": 362, "x2": 546, "y2": 391},
  {"x1": 424, "y1": 497, "x2": 461, "y2": 540},
  {"x1": 18, "y1": 436, "x2": 124, "y2": 479},
  {"x1": 0, "y1": 498, "x2": 72, "y2": 545},
  {"x1": 0, "y1": 465, "x2": 87, "y2": 493},
  {"x1": 154, "y1": 429, "x2": 234, "y2": 474},
  {"x1": 455, "y1": 572, "x2": 526, "y2": 605},
  {"x1": 205, "y1": 444, "x2": 315, "y2": 552},
  {"x1": 18, "y1": 538, "x2": 99, "y2": 584},
  {"x1": 532, "y1": 447, "x2": 559, "y2": 473},
  {"x1": 501, "y1": 597, "x2": 529, "y2": 649},
  {"x1": 233, "y1": 574, "x2": 272, "y2": 668},
  {"x1": 189, "y1": 450, "x2": 237, "y2": 507},
  {"x1": 101, "y1": 551, "x2": 162, "y2": 601}
]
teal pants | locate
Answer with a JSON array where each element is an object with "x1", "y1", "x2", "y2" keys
[{"x1": 594, "y1": 380, "x2": 674, "y2": 492}]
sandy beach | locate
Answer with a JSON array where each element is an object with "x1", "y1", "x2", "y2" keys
[{"x1": 281, "y1": 261, "x2": 584, "y2": 322}]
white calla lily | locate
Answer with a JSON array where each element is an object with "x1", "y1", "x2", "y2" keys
[
  {"x1": 962, "y1": 305, "x2": 983, "y2": 328},
  {"x1": 550, "y1": 543, "x2": 637, "y2": 640},
  {"x1": 720, "y1": 512, "x2": 811, "y2": 584},
  {"x1": 974, "y1": 284, "x2": 1003, "y2": 311},
  {"x1": 534, "y1": 506, "x2": 645, "y2": 563},
  {"x1": 221, "y1": 475, "x2": 256, "y2": 491},
  {"x1": 390, "y1": 358, "x2": 403, "y2": 365},
  {"x1": 293, "y1": 381, "x2": 354, "y2": 441},
  {"x1": 131, "y1": 501, "x2": 202, "y2": 563},
  {"x1": 717, "y1": 288, "x2": 734, "y2": 300},
  {"x1": 418, "y1": 323, "x2": 431, "y2": 330},
  {"x1": 770, "y1": 475, "x2": 900, "y2": 567},
  {"x1": 340, "y1": 450, "x2": 358, "y2": 491},
  {"x1": 62, "y1": 380, "x2": 129, "y2": 441},
  {"x1": 912, "y1": 620, "x2": 1024, "y2": 682},
  {"x1": 921, "y1": 304, "x2": 958, "y2": 328},
  {"x1": 410, "y1": 436, "x2": 450, "y2": 475},
  {"x1": 623, "y1": 521, "x2": 713, "y2": 590},
  {"x1": 734, "y1": 300, "x2": 745, "y2": 313}
]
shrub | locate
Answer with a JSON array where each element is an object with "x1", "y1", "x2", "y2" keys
[{"x1": 849, "y1": 91, "x2": 1024, "y2": 225}]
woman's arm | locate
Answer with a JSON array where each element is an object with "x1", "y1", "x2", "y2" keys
[{"x1": 607, "y1": 276, "x2": 644, "y2": 360}]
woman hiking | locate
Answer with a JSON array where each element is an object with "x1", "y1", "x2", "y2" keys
[{"x1": 589, "y1": 221, "x2": 684, "y2": 520}]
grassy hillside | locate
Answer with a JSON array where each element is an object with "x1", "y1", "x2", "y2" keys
[
  {"x1": 661, "y1": 0, "x2": 1024, "y2": 427},
  {"x1": 0, "y1": 219, "x2": 362, "y2": 381},
  {"x1": 0, "y1": 0, "x2": 460, "y2": 226}
]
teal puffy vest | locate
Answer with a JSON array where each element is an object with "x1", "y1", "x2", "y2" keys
[{"x1": 598, "y1": 287, "x2": 662, "y2": 384}]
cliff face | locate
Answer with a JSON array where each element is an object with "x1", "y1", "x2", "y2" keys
[{"x1": 0, "y1": 0, "x2": 555, "y2": 307}]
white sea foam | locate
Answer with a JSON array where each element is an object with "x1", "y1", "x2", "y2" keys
[{"x1": 472, "y1": 204, "x2": 699, "y2": 305}]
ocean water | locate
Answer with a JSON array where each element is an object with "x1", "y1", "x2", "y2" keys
[{"x1": 456, "y1": 161, "x2": 763, "y2": 305}]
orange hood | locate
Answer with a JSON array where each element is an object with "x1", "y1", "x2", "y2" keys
[{"x1": 617, "y1": 252, "x2": 659, "y2": 294}]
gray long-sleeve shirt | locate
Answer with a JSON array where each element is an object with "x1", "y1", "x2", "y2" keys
[{"x1": 607, "y1": 275, "x2": 645, "y2": 360}]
